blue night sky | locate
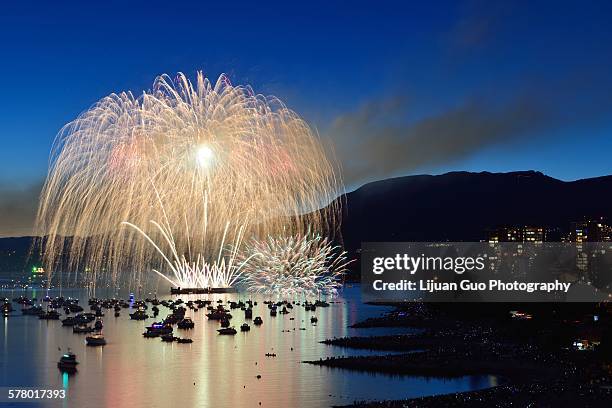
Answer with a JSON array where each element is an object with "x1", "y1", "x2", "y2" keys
[{"x1": 0, "y1": 0, "x2": 611, "y2": 235}]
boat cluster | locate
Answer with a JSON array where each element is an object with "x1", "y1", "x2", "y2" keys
[
  {"x1": 141, "y1": 305, "x2": 194, "y2": 344},
  {"x1": 7, "y1": 292, "x2": 330, "y2": 374},
  {"x1": 8, "y1": 295, "x2": 109, "y2": 346}
]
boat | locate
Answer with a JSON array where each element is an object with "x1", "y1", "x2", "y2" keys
[
  {"x1": 270, "y1": 308, "x2": 277, "y2": 317},
  {"x1": 85, "y1": 334, "x2": 106, "y2": 346},
  {"x1": 220, "y1": 318, "x2": 231, "y2": 328},
  {"x1": 310, "y1": 316, "x2": 318, "y2": 323},
  {"x1": 79, "y1": 313, "x2": 96, "y2": 322},
  {"x1": 39, "y1": 310, "x2": 61, "y2": 320},
  {"x1": 161, "y1": 334, "x2": 176, "y2": 342},
  {"x1": 170, "y1": 287, "x2": 237, "y2": 295},
  {"x1": 73, "y1": 324, "x2": 94, "y2": 334},
  {"x1": 57, "y1": 351, "x2": 78, "y2": 372},
  {"x1": 13, "y1": 296, "x2": 31, "y2": 305},
  {"x1": 145, "y1": 322, "x2": 173, "y2": 335},
  {"x1": 177, "y1": 318, "x2": 194, "y2": 329},
  {"x1": 206, "y1": 310, "x2": 232, "y2": 320},
  {"x1": 304, "y1": 303, "x2": 316, "y2": 311},
  {"x1": 177, "y1": 338, "x2": 193, "y2": 344},
  {"x1": 114, "y1": 311, "x2": 120, "y2": 317},
  {"x1": 265, "y1": 353, "x2": 277, "y2": 357},
  {"x1": 217, "y1": 327, "x2": 237, "y2": 335},
  {"x1": 279, "y1": 307, "x2": 289, "y2": 314},
  {"x1": 129, "y1": 310, "x2": 149, "y2": 320},
  {"x1": 62, "y1": 317, "x2": 77, "y2": 326},
  {"x1": 314, "y1": 300, "x2": 330, "y2": 307},
  {"x1": 22, "y1": 306, "x2": 44, "y2": 316},
  {"x1": 67, "y1": 304, "x2": 84, "y2": 313},
  {"x1": 244, "y1": 308, "x2": 253, "y2": 319},
  {"x1": 240, "y1": 323, "x2": 250, "y2": 332},
  {"x1": 142, "y1": 331, "x2": 159, "y2": 338},
  {"x1": 94, "y1": 319, "x2": 103, "y2": 331},
  {"x1": 253, "y1": 316, "x2": 263, "y2": 325}
]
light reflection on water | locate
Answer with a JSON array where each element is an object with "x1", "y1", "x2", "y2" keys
[{"x1": 1, "y1": 286, "x2": 497, "y2": 407}]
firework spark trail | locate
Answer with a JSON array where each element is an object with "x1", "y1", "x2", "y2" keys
[
  {"x1": 237, "y1": 233, "x2": 352, "y2": 298},
  {"x1": 36, "y1": 72, "x2": 342, "y2": 288}
]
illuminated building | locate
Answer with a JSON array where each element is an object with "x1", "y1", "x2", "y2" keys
[
  {"x1": 488, "y1": 226, "x2": 546, "y2": 243},
  {"x1": 569, "y1": 217, "x2": 612, "y2": 242}
]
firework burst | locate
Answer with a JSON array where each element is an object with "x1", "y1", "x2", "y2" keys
[
  {"x1": 36, "y1": 72, "x2": 342, "y2": 288},
  {"x1": 237, "y1": 233, "x2": 351, "y2": 298}
]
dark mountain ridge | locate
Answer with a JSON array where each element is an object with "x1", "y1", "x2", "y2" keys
[{"x1": 340, "y1": 170, "x2": 612, "y2": 252}]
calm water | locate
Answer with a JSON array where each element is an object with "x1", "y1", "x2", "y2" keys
[{"x1": 1, "y1": 286, "x2": 497, "y2": 407}]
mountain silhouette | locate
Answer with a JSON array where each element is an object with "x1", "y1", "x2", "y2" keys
[{"x1": 339, "y1": 171, "x2": 612, "y2": 253}]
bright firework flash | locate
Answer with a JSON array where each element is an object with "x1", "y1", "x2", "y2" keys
[
  {"x1": 120, "y1": 220, "x2": 247, "y2": 289},
  {"x1": 36, "y1": 72, "x2": 343, "y2": 289},
  {"x1": 119, "y1": 184, "x2": 256, "y2": 288},
  {"x1": 237, "y1": 233, "x2": 352, "y2": 299}
]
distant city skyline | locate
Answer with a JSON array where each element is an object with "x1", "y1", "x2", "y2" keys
[{"x1": 1, "y1": 0, "x2": 612, "y2": 236}]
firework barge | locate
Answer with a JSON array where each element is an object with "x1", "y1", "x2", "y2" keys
[{"x1": 170, "y1": 287, "x2": 238, "y2": 295}]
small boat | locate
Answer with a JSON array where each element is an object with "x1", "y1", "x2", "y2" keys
[
  {"x1": 217, "y1": 327, "x2": 237, "y2": 335},
  {"x1": 279, "y1": 307, "x2": 289, "y2": 314},
  {"x1": 39, "y1": 310, "x2": 61, "y2": 320},
  {"x1": 62, "y1": 317, "x2": 77, "y2": 326},
  {"x1": 114, "y1": 311, "x2": 120, "y2": 317},
  {"x1": 270, "y1": 309, "x2": 277, "y2": 317},
  {"x1": 22, "y1": 306, "x2": 44, "y2": 316},
  {"x1": 146, "y1": 322, "x2": 173, "y2": 335},
  {"x1": 85, "y1": 334, "x2": 106, "y2": 346},
  {"x1": 94, "y1": 319, "x2": 103, "y2": 331},
  {"x1": 177, "y1": 318, "x2": 194, "y2": 329},
  {"x1": 142, "y1": 331, "x2": 159, "y2": 338},
  {"x1": 304, "y1": 303, "x2": 316, "y2": 311},
  {"x1": 13, "y1": 296, "x2": 31, "y2": 305},
  {"x1": 253, "y1": 316, "x2": 263, "y2": 325},
  {"x1": 57, "y1": 351, "x2": 78, "y2": 372},
  {"x1": 161, "y1": 334, "x2": 176, "y2": 342},
  {"x1": 2, "y1": 302, "x2": 13, "y2": 314},
  {"x1": 80, "y1": 313, "x2": 96, "y2": 322},
  {"x1": 240, "y1": 323, "x2": 250, "y2": 332},
  {"x1": 265, "y1": 353, "x2": 276, "y2": 357},
  {"x1": 177, "y1": 338, "x2": 193, "y2": 344},
  {"x1": 314, "y1": 300, "x2": 330, "y2": 307},
  {"x1": 244, "y1": 308, "x2": 253, "y2": 319},
  {"x1": 310, "y1": 316, "x2": 318, "y2": 323},
  {"x1": 129, "y1": 310, "x2": 149, "y2": 320},
  {"x1": 220, "y1": 318, "x2": 230, "y2": 328},
  {"x1": 206, "y1": 310, "x2": 232, "y2": 320},
  {"x1": 73, "y1": 324, "x2": 94, "y2": 334}
]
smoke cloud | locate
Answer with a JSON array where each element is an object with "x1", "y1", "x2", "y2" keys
[
  {"x1": 0, "y1": 182, "x2": 42, "y2": 237},
  {"x1": 325, "y1": 95, "x2": 552, "y2": 187}
]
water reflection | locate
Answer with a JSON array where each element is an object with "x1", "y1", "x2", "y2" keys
[{"x1": 1, "y1": 287, "x2": 496, "y2": 407}]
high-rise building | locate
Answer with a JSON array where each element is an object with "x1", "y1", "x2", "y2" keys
[
  {"x1": 488, "y1": 226, "x2": 546, "y2": 243},
  {"x1": 569, "y1": 217, "x2": 612, "y2": 242}
]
